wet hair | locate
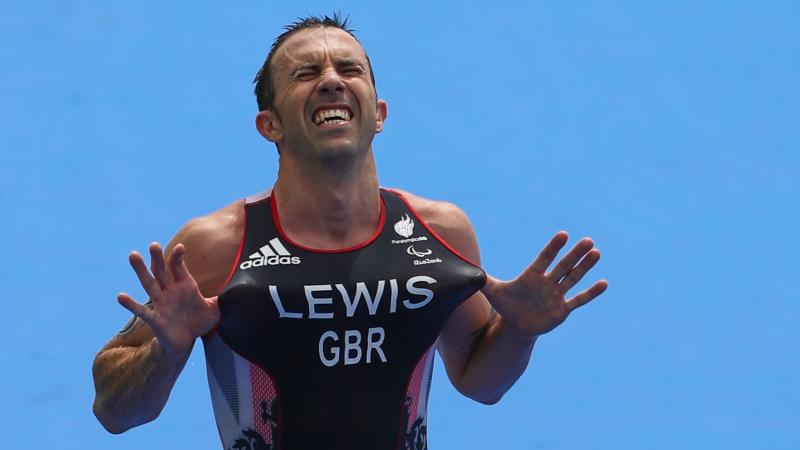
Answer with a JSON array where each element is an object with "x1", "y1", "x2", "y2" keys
[{"x1": 253, "y1": 13, "x2": 377, "y2": 112}]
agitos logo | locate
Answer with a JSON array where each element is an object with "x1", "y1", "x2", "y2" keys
[{"x1": 240, "y1": 238, "x2": 301, "y2": 269}]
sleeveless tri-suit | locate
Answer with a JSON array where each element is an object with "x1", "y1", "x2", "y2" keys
[{"x1": 202, "y1": 188, "x2": 486, "y2": 450}]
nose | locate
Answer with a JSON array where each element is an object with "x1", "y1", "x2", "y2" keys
[{"x1": 317, "y1": 69, "x2": 345, "y2": 95}]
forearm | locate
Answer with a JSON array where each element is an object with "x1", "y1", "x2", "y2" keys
[
  {"x1": 92, "y1": 337, "x2": 191, "y2": 433},
  {"x1": 457, "y1": 314, "x2": 537, "y2": 404}
]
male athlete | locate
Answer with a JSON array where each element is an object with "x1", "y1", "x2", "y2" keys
[{"x1": 92, "y1": 14, "x2": 607, "y2": 450}]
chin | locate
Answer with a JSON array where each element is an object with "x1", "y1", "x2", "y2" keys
[{"x1": 315, "y1": 142, "x2": 364, "y2": 161}]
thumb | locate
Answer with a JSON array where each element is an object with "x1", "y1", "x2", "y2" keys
[{"x1": 480, "y1": 275, "x2": 503, "y2": 299}]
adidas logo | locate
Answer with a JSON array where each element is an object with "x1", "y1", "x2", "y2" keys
[{"x1": 239, "y1": 237, "x2": 301, "y2": 269}]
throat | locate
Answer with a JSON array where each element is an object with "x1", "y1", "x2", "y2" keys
[{"x1": 271, "y1": 184, "x2": 383, "y2": 251}]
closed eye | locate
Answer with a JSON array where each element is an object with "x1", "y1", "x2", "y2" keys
[
  {"x1": 336, "y1": 59, "x2": 366, "y2": 76},
  {"x1": 342, "y1": 67, "x2": 364, "y2": 76},
  {"x1": 292, "y1": 64, "x2": 321, "y2": 80},
  {"x1": 295, "y1": 71, "x2": 317, "y2": 80}
]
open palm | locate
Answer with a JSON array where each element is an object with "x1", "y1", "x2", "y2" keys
[
  {"x1": 117, "y1": 243, "x2": 220, "y2": 359},
  {"x1": 481, "y1": 232, "x2": 608, "y2": 337}
]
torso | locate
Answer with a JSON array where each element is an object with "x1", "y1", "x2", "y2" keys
[{"x1": 201, "y1": 188, "x2": 485, "y2": 450}]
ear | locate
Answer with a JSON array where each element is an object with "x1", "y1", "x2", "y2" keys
[
  {"x1": 255, "y1": 110, "x2": 283, "y2": 142},
  {"x1": 375, "y1": 99, "x2": 388, "y2": 134}
]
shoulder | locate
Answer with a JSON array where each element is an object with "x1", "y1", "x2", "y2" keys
[
  {"x1": 176, "y1": 200, "x2": 244, "y2": 249},
  {"x1": 169, "y1": 199, "x2": 245, "y2": 296},
  {"x1": 390, "y1": 189, "x2": 481, "y2": 265}
]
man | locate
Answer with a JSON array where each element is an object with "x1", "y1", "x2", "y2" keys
[{"x1": 92, "y1": 14, "x2": 607, "y2": 450}]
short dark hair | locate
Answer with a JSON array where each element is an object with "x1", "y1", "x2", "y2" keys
[{"x1": 253, "y1": 13, "x2": 377, "y2": 112}]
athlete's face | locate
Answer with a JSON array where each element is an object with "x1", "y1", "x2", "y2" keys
[{"x1": 257, "y1": 27, "x2": 387, "y2": 160}]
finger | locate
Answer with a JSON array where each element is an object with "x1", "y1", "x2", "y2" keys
[
  {"x1": 548, "y1": 238, "x2": 594, "y2": 281},
  {"x1": 117, "y1": 292, "x2": 155, "y2": 324},
  {"x1": 149, "y1": 242, "x2": 173, "y2": 289},
  {"x1": 565, "y1": 280, "x2": 608, "y2": 313},
  {"x1": 528, "y1": 231, "x2": 569, "y2": 273},
  {"x1": 168, "y1": 243, "x2": 191, "y2": 282},
  {"x1": 559, "y1": 248, "x2": 601, "y2": 293},
  {"x1": 129, "y1": 251, "x2": 161, "y2": 299}
]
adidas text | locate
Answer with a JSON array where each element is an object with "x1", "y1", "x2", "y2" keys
[{"x1": 240, "y1": 255, "x2": 301, "y2": 269}]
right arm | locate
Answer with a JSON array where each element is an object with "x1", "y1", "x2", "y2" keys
[
  {"x1": 92, "y1": 203, "x2": 242, "y2": 433},
  {"x1": 91, "y1": 315, "x2": 192, "y2": 434}
]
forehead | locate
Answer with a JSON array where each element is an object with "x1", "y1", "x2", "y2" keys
[{"x1": 274, "y1": 27, "x2": 368, "y2": 68}]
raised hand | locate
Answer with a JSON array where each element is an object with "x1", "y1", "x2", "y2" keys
[
  {"x1": 481, "y1": 232, "x2": 608, "y2": 337},
  {"x1": 117, "y1": 242, "x2": 220, "y2": 359}
]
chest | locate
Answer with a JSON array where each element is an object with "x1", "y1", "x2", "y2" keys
[{"x1": 214, "y1": 190, "x2": 485, "y2": 373}]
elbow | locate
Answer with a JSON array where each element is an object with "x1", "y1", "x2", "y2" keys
[
  {"x1": 93, "y1": 401, "x2": 129, "y2": 434},
  {"x1": 477, "y1": 396, "x2": 502, "y2": 406},
  {"x1": 100, "y1": 422, "x2": 128, "y2": 435},
  {"x1": 92, "y1": 356, "x2": 125, "y2": 433},
  {"x1": 456, "y1": 382, "x2": 504, "y2": 405},
  {"x1": 471, "y1": 392, "x2": 503, "y2": 406},
  {"x1": 93, "y1": 397, "x2": 158, "y2": 434}
]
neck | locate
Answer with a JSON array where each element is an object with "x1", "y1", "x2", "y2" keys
[{"x1": 272, "y1": 149, "x2": 382, "y2": 250}]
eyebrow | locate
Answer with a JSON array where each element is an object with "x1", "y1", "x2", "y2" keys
[{"x1": 334, "y1": 58, "x2": 364, "y2": 69}]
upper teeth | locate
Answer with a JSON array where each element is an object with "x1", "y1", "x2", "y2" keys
[{"x1": 314, "y1": 108, "x2": 351, "y2": 125}]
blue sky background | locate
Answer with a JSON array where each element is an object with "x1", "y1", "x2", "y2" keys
[{"x1": 1, "y1": 1, "x2": 798, "y2": 449}]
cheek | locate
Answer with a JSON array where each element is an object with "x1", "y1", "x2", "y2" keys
[
  {"x1": 347, "y1": 80, "x2": 377, "y2": 104},
  {"x1": 275, "y1": 85, "x2": 308, "y2": 115}
]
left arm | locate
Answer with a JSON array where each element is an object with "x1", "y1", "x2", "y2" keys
[{"x1": 419, "y1": 199, "x2": 607, "y2": 404}]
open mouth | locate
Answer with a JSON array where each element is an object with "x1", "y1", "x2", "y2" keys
[{"x1": 312, "y1": 107, "x2": 352, "y2": 126}]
